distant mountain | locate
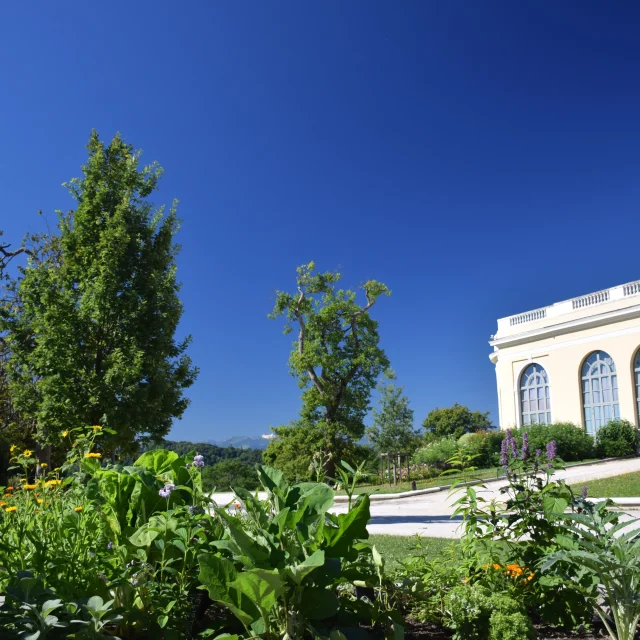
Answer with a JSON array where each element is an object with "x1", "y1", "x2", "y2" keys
[{"x1": 208, "y1": 435, "x2": 273, "y2": 450}]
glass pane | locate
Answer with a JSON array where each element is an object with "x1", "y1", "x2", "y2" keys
[
  {"x1": 593, "y1": 379, "x2": 600, "y2": 392},
  {"x1": 523, "y1": 414, "x2": 531, "y2": 425},
  {"x1": 547, "y1": 412, "x2": 552, "y2": 423},
  {"x1": 584, "y1": 392, "x2": 591, "y2": 404},
  {"x1": 603, "y1": 388, "x2": 611, "y2": 403},
  {"x1": 613, "y1": 387, "x2": 619, "y2": 402},
  {"x1": 594, "y1": 406, "x2": 602, "y2": 421},
  {"x1": 614, "y1": 404, "x2": 620, "y2": 419},
  {"x1": 604, "y1": 405, "x2": 611, "y2": 421},
  {"x1": 538, "y1": 399, "x2": 545, "y2": 410},
  {"x1": 612, "y1": 375, "x2": 618, "y2": 389},
  {"x1": 538, "y1": 387, "x2": 543, "y2": 399},
  {"x1": 531, "y1": 414, "x2": 538, "y2": 424},
  {"x1": 546, "y1": 398, "x2": 550, "y2": 410},
  {"x1": 523, "y1": 400, "x2": 529, "y2": 412},
  {"x1": 593, "y1": 390, "x2": 600, "y2": 403},
  {"x1": 602, "y1": 377, "x2": 610, "y2": 390},
  {"x1": 529, "y1": 388, "x2": 536, "y2": 401}
]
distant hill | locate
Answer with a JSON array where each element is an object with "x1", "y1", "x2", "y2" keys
[
  {"x1": 208, "y1": 435, "x2": 273, "y2": 450},
  {"x1": 161, "y1": 440, "x2": 263, "y2": 466}
]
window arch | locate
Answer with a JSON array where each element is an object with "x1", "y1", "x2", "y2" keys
[
  {"x1": 581, "y1": 350, "x2": 620, "y2": 436},
  {"x1": 634, "y1": 349, "x2": 640, "y2": 425},
  {"x1": 520, "y1": 363, "x2": 551, "y2": 425}
]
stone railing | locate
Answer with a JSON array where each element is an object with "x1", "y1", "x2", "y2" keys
[
  {"x1": 496, "y1": 279, "x2": 640, "y2": 335},
  {"x1": 572, "y1": 289, "x2": 610, "y2": 309},
  {"x1": 624, "y1": 281, "x2": 640, "y2": 297},
  {"x1": 509, "y1": 308, "x2": 547, "y2": 326}
]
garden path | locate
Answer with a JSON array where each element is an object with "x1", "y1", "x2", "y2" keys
[{"x1": 210, "y1": 457, "x2": 640, "y2": 538}]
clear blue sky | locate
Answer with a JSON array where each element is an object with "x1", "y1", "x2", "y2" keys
[{"x1": 2, "y1": 2, "x2": 639, "y2": 442}]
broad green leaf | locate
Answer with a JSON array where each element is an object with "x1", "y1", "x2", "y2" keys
[
  {"x1": 258, "y1": 465, "x2": 287, "y2": 493},
  {"x1": 300, "y1": 587, "x2": 339, "y2": 619},
  {"x1": 542, "y1": 496, "x2": 568, "y2": 518},
  {"x1": 324, "y1": 494, "x2": 370, "y2": 557},
  {"x1": 134, "y1": 449, "x2": 179, "y2": 474},
  {"x1": 285, "y1": 549, "x2": 325, "y2": 584},
  {"x1": 198, "y1": 554, "x2": 237, "y2": 603},
  {"x1": 228, "y1": 569, "x2": 286, "y2": 614}
]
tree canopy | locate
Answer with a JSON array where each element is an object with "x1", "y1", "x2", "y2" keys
[
  {"x1": 366, "y1": 368, "x2": 419, "y2": 453},
  {"x1": 265, "y1": 262, "x2": 390, "y2": 474},
  {"x1": 3, "y1": 132, "x2": 198, "y2": 452},
  {"x1": 422, "y1": 403, "x2": 493, "y2": 441}
]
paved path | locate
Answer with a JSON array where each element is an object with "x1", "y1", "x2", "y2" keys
[
  {"x1": 335, "y1": 457, "x2": 640, "y2": 538},
  {"x1": 210, "y1": 458, "x2": 640, "y2": 539}
]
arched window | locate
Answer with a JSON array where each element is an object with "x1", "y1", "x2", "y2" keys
[
  {"x1": 634, "y1": 349, "x2": 640, "y2": 424},
  {"x1": 520, "y1": 363, "x2": 551, "y2": 425},
  {"x1": 582, "y1": 350, "x2": 620, "y2": 436}
]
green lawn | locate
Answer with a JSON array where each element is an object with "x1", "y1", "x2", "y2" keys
[
  {"x1": 343, "y1": 458, "x2": 601, "y2": 496},
  {"x1": 368, "y1": 535, "x2": 458, "y2": 570},
  {"x1": 571, "y1": 470, "x2": 640, "y2": 498}
]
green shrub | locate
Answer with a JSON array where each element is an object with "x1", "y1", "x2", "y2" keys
[
  {"x1": 489, "y1": 610, "x2": 535, "y2": 640},
  {"x1": 517, "y1": 422, "x2": 594, "y2": 462},
  {"x1": 413, "y1": 437, "x2": 458, "y2": 466},
  {"x1": 457, "y1": 431, "x2": 494, "y2": 468},
  {"x1": 595, "y1": 419, "x2": 638, "y2": 458},
  {"x1": 444, "y1": 585, "x2": 529, "y2": 640},
  {"x1": 201, "y1": 458, "x2": 259, "y2": 492}
]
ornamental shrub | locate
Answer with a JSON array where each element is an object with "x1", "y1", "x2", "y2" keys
[
  {"x1": 444, "y1": 584, "x2": 529, "y2": 640},
  {"x1": 457, "y1": 431, "x2": 493, "y2": 468},
  {"x1": 595, "y1": 419, "x2": 638, "y2": 458},
  {"x1": 517, "y1": 422, "x2": 594, "y2": 462},
  {"x1": 413, "y1": 437, "x2": 458, "y2": 466},
  {"x1": 489, "y1": 610, "x2": 535, "y2": 640}
]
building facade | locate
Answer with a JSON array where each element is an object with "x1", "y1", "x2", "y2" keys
[{"x1": 489, "y1": 280, "x2": 640, "y2": 434}]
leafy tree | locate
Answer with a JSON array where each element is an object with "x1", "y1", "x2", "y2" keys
[
  {"x1": 201, "y1": 459, "x2": 259, "y2": 492},
  {"x1": 160, "y1": 440, "x2": 263, "y2": 467},
  {"x1": 422, "y1": 402, "x2": 492, "y2": 441},
  {"x1": 366, "y1": 368, "x2": 419, "y2": 453},
  {"x1": 267, "y1": 262, "x2": 390, "y2": 474},
  {"x1": 3, "y1": 132, "x2": 198, "y2": 453}
]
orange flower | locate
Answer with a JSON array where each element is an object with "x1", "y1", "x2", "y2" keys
[
  {"x1": 0, "y1": 501, "x2": 6, "y2": 507},
  {"x1": 6, "y1": 487, "x2": 14, "y2": 492}
]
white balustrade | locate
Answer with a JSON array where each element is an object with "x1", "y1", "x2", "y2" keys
[
  {"x1": 623, "y1": 282, "x2": 640, "y2": 297},
  {"x1": 509, "y1": 308, "x2": 547, "y2": 326},
  {"x1": 571, "y1": 289, "x2": 609, "y2": 309}
]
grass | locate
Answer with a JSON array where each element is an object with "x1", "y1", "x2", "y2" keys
[
  {"x1": 368, "y1": 535, "x2": 458, "y2": 570},
  {"x1": 345, "y1": 458, "x2": 600, "y2": 496},
  {"x1": 571, "y1": 470, "x2": 640, "y2": 498}
]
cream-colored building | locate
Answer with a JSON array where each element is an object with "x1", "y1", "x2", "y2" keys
[{"x1": 489, "y1": 280, "x2": 640, "y2": 434}]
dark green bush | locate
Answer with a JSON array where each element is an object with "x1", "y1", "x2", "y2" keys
[
  {"x1": 517, "y1": 423, "x2": 594, "y2": 462},
  {"x1": 595, "y1": 419, "x2": 638, "y2": 458},
  {"x1": 201, "y1": 459, "x2": 259, "y2": 491},
  {"x1": 457, "y1": 431, "x2": 493, "y2": 468}
]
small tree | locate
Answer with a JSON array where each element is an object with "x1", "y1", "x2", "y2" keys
[
  {"x1": 267, "y1": 262, "x2": 390, "y2": 474},
  {"x1": 367, "y1": 368, "x2": 419, "y2": 454},
  {"x1": 422, "y1": 403, "x2": 492, "y2": 441},
  {"x1": 4, "y1": 132, "x2": 198, "y2": 453}
]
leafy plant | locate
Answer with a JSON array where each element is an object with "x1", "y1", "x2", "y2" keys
[
  {"x1": 331, "y1": 459, "x2": 368, "y2": 512},
  {"x1": 595, "y1": 419, "x2": 638, "y2": 458},
  {"x1": 541, "y1": 499, "x2": 640, "y2": 640},
  {"x1": 198, "y1": 465, "x2": 382, "y2": 639}
]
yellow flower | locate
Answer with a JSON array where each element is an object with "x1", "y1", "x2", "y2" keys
[
  {"x1": 92, "y1": 425, "x2": 103, "y2": 431},
  {"x1": 40, "y1": 462, "x2": 48, "y2": 468},
  {"x1": 19, "y1": 479, "x2": 27, "y2": 484},
  {"x1": 5, "y1": 506, "x2": 17, "y2": 513},
  {"x1": 45, "y1": 479, "x2": 62, "y2": 488},
  {"x1": 37, "y1": 499, "x2": 43, "y2": 504},
  {"x1": 9, "y1": 445, "x2": 16, "y2": 453},
  {"x1": 85, "y1": 452, "x2": 102, "y2": 459},
  {"x1": 23, "y1": 449, "x2": 33, "y2": 458},
  {"x1": 74, "y1": 506, "x2": 83, "y2": 512},
  {"x1": 24, "y1": 484, "x2": 37, "y2": 490},
  {"x1": 61, "y1": 430, "x2": 69, "y2": 437}
]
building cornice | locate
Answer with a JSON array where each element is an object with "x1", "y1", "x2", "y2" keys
[{"x1": 489, "y1": 303, "x2": 640, "y2": 350}]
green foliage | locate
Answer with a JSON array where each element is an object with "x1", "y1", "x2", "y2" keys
[
  {"x1": 412, "y1": 437, "x2": 458, "y2": 466},
  {"x1": 202, "y1": 459, "x2": 259, "y2": 492},
  {"x1": 366, "y1": 368, "x2": 419, "y2": 454},
  {"x1": 595, "y1": 419, "x2": 638, "y2": 458},
  {"x1": 518, "y1": 423, "x2": 595, "y2": 462},
  {"x1": 457, "y1": 431, "x2": 494, "y2": 468},
  {"x1": 263, "y1": 420, "x2": 366, "y2": 482},
  {"x1": 422, "y1": 403, "x2": 492, "y2": 441},
  {"x1": 268, "y1": 262, "x2": 390, "y2": 473},
  {"x1": 4, "y1": 131, "x2": 198, "y2": 453},
  {"x1": 161, "y1": 440, "x2": 263, "y2": 467},
  {"x1": 541, "y1": 499, "x2": 640, "y2": 640},
  {"x1": 444, "y1": 584, "x2": 532, "y2": 640},
  {"x1": 198, "y1": 466, "x2": 391, "y2": 639}
]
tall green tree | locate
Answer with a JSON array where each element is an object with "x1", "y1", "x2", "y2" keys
[
  {"x1": 366, "y1": 368, "x2": 419, "y2": 453},
  {"x1": 265, "y1": 262, "x2": 390, "y2": 475},
  {"x1": 4, "y1": 132, "x2": 198, "y2": 452},
  {"x1": 422, "y1": 402, "x2": 493, "y2": 441}
]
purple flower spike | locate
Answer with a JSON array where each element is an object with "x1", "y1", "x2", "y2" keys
[
  {"x1": 581, "y1": 486, "x2": 588, "y2": 500},
  {"x1": 500, "y1": 438, "x2": 509, "y2": 467},
  {"x1": 535, "y1": 449, "x2": 542, "y2": 458},
  {"x1": 546, "y1": 440, "x2": 557, "y2": 462},
  {"x1": 193, "y1": 454, "x2": 205, "y2": 468},
  {"x1": 107, "y1": 541, "x2": 113, "y2": 550},
  {"x1": 522, "y1": 433, "x2": 529, "y2": 460},
  {"x1": 159, "y1": 483, "x2": 175, "y2": 498}
]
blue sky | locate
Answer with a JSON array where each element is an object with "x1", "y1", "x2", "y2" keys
[{"x1": 1, "y1": 2, "x2": 640, "y2": 442}]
